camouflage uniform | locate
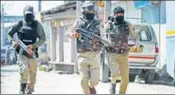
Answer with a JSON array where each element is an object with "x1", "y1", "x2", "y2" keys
[
  {"x1": 66, "y1": 1, "x2": 103, "y2": 93},
  {"x1": 66, "y1": 16, "x2": 102, "y2": 94},
  {"x1": 105, "y1": 6, "x2": 139, "y2": 94}
]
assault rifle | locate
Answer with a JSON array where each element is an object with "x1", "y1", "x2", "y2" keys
[
  {"x1": 74, "y1": 17, "x2": 110, "y2": 46},
  {"x1": 16, "y1": 39, "x2": 37, "y2": 59},
  {"x1": 76, "y1": 28, "x2": 109, "y2": 45}
]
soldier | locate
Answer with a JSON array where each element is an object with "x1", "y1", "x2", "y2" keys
[
  {"x1": 66, "y1": 1, "x2": 102, "y2": 94},
  {"x1": 104, "y1": 6, "x2": 140, "y2": 94},
  {"x1": 8, "y1": 5, "x2": 46, "y2": 94}
]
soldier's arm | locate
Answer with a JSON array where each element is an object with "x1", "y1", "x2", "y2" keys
[
  {"x1": 32, "y1": 22, "x2": 46, "y2": 49},
  {"x1": 129, "y1": 23, "x2": 140, "y2": 47},
  {"x1": 65, "y1": 21, "x2": 78, "y2": 38},
  {"x1": 8, "y1": 22, "x2": 20, "y2": 43}
]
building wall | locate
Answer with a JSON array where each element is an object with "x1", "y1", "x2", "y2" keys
[
  {"x1": 63, "y1": 19, "x2": 75, "y2": 63},
  {"x1": 166, "y1": 1, "x2": 175, "y2": 31},
  {"x1": 111, "y1": 1, "x2": 142, "y2": 23},
  {"x1": 166, "y1": 1, "x2": 175, "y2": 79},
  {"x1": 45, "y1": 17, "x2": 76, "y2": 62},
  {"x1": 41, "y1": 21, "x2": 52, "y2": 58},
  {"x1": 141, "y1": 1, "x2": 166, "y2": 24}
]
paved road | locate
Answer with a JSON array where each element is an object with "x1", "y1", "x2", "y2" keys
[{"x1": 1, "y1": 65, "x2": 175, "y2": 94}]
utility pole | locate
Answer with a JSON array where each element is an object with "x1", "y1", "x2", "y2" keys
[
  {"x1": 1, "y1": 3, "x2": 5, "y2": 46},
  {"x1": 100, "y1": 0, "x2": 111, "y2": 82},
  {"x1": 38, "y1": 0, "x2": 42, "y2": 12}
]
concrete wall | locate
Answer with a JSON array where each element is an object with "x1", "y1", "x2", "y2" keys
[
  {"x1": 166, "y1": 1, "x2": 175, "y2": 31},
  {"x1": 62, "y1": 19, "x2": 75, "y2": 63},
  {"x1": 152, "y1": 24, "x2": 167, "y2": 69},
  {"x1": 46, "y1": 18, "x2": 75, "y2": 63},
  {"x1": 165, "y1": 1, "x2": 175, "y2": 79}
]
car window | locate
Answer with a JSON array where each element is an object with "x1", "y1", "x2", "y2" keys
[
  {"x1": 134, "y1": 25, "x2": 152, "y2": 41},
  {"x1": 140, "y1": 30, "x2": 148, "y2": 40}
]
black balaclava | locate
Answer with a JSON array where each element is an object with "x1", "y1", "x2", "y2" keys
[
  {"x1": 115, "y1": 15, "x2": 124, "y2": 24},
  {"x1": 23, "y1": 6, "x2": 34, "y2": 23},
  {"x1": 85, "y1": 13, "x2": 95, "y2": 20},
  {"x1": 113, "y1": 6, "x2": 125, "y2": 24},
  {"x1": 24, "y1": 14, "x2": 34, "y2": 23},
  {"x1": 82, "y1": 2, "x2": 95, "y2": 20}
]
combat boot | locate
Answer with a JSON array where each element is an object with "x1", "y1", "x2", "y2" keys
[
  {"x1": 89, "y1": 87, "x2": 96, "y2": 94},
  {"x1": 26, "y1": 86, "x2": 33, "y2": 94},
  {"x1": 110, "y1": 83, "x2": 116, "y2": 94},
  {"x1": 26, "y1": 89, "x2": 32, "y2": 94},
  {"x1": 19, "y1": 83, "x2": 27, "y2": 94}
]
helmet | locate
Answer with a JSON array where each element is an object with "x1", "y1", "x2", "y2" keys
[
  {"x1": 113, "y1": 6, "x2": 125, "y2": 14},
  {"x1": 81, "y1": 1, "x2": 95, "y2": 13}
]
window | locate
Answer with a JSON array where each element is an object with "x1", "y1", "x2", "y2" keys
[
  {"x1": 135, "y1": 25, "x2": 152, "y2": 41},
  {"x1": 140, "y1": 30, "x2": 148, "y2": 40}
]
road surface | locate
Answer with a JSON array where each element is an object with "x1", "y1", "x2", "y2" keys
[{"x1": 1, "y1": 65, "x2": 175, "y2": 94}]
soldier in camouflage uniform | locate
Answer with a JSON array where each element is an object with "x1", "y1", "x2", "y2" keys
[
  {"x1": 66, "y1": 1, "x2": 102, "y2": 94},
  {"x1": 104, "y1": 6, "x2": 140, "y2": 94}
]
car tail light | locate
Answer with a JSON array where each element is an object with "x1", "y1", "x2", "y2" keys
[{"x1": 155, "y1": 44, "x2": 159, "y2": 53}]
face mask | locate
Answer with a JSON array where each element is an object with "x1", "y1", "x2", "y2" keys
[
  {"x1": 85, "y1": 13, "x2": 95, "y2": 20},
  {"x1": 115, "y1": 16, "x2": 124, "y2": 24},
  {"x1": 24, "y1": 14, "x2": 34, "y2": 23}
]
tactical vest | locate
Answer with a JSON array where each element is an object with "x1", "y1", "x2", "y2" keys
[
  {"x1": 16, "y1": 20, "x2": 38, "y2": 57},
  {"x1": 105, "y1": 21, "x2": 130, "y2": 54},
  {"x1": 76, "y1": 18, "x2": 101, "y2": 53}
]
